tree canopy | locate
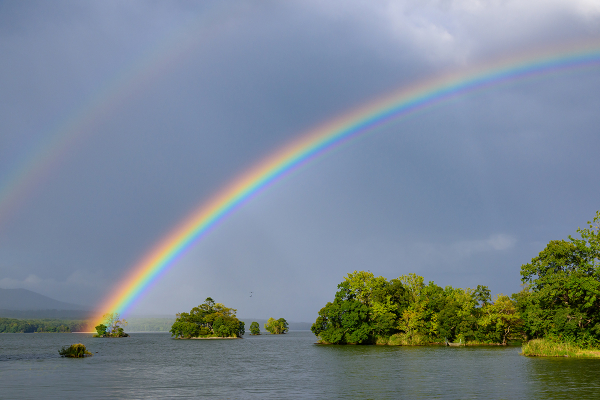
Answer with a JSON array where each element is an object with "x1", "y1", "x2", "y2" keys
[
  {"x1": 249, "y1": 321, "x2": 261, "y2": 335},
  {"x1": 170, "y1": 298, "x2": 245, "y2": 339},
  {"x1": 312, "y1": 212, "x2": 600, "y2": 349},
  {"x1": 311, "y1": 271, "x2": 520, "y2": 345},
  {"x1": 518, "y1": 211, "x2": 600, "y2": 347},
  {"x1": 264, "y1": 318, "x2": 289, "y2": 334}
]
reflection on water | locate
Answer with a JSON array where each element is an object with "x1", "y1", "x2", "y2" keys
[
  {"x1": 525, "y1": 356, "x2": 600, "y2": 399},
  {"x1": 1, "y1": 331, "x2": 599, "y2": 399}
]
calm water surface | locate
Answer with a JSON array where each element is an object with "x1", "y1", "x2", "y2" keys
[{"x1": 1, "y1": 331, "x2": 599, "y2": 399}]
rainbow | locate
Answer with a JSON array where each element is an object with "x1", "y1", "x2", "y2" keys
[{"x1": 91, "y1": 41, "x2": 600, "y2": 326}]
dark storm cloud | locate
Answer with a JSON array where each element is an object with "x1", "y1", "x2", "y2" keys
[{"x1": 0, "y1": 0, "x2": 599, "y2": 321}]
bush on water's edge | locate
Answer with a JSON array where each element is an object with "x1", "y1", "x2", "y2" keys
[
  {"x1": 521, "y1": 339, "x2": 600, "y2": 358},
  {"x1": 58, "y1": 343, "x2": 92, "y2": 358}
]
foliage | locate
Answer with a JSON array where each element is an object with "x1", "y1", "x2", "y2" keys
[
  {"x1": 518, "y1": 211, "x2": 600, "y2": 343},
  {"x1": 94, "y1": 313, "x2": 129, "y2": 337},
  {"x1": 264, "y1": 317, "x2": 289, "y2": 334},
  {"x1": 312, "y1": 212, "x2": 600, "y2": 349},
  {"x1": 312, "y1": 270, "x2": 521, "y2": 345},
  {"x1": 170, "y1": 297, "x2": 244, "y2": 338},
  {"x1": 312, "y1": 271, "x2": 411, "y2": 344},
  {"x1": 58, "y1": 343, "x2": 92, "y2": 358},
  {"x1": 94, "y1": 324, "x2": 107, "y2": 337},
  {"x1": 249, "y1": 321, "x2": 261, "y2": 335},
  {"x1": 478, "y1": 294, "x2": 522, "y2": 345},
  {"x1": 0, "y1": 318, "x2": 87, "y2": 333}
]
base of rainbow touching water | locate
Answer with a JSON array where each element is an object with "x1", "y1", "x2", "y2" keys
[{"x1": 90, "y1": 41, "x2": 600, "y2": 328}]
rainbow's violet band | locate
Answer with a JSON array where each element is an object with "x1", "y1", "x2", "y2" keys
[{"x1": 92, "y1": 42, "x2": 600, "y2": 326}]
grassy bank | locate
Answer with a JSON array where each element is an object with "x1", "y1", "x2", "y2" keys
[{"x1": 522, "y1": 339, "x2": 600, "y2": 358}]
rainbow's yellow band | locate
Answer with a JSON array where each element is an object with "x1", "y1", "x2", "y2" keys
[{"x1": 91, "y1": 41, "x2": 600, "y2": 327}]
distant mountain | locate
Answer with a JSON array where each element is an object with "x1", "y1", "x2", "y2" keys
[{"x1": 0, "y1": 288, "x2": 87, "y2": 311}]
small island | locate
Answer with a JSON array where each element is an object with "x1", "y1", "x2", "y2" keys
[
  {"x1": 249, "y1": 321, "x2": 261, "y2": 335},
  {"x1": 170, "y1": 297, "x2": 245, "y2": 339},
  {"x1": 94, "y1": 313, "x2": 129, "y2": 337},
  {"x1": 311, "y1": 211, "x2": 600, "y2": 358},
  {"x1": 264, "y1": 317, "x2": 289, "y2": 334},
  {"x1": 58, "y1": 343, "x2": 92, "y2": 358}
]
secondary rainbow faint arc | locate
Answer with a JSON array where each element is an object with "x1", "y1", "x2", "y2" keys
[
  {"x1": 92, "y1": 42, "x2": 600, "y2": 325},
  {"x1": 0, "y1": 3, "x2": 235, "y2": 226}
]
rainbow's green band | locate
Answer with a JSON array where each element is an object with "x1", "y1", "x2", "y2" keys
[{"x1": 92, "y1": 42, "x2": 600, "y2": 325}]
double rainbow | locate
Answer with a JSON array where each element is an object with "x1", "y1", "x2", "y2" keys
[{"x1": 92, "y1": 42, "x2": 600, "y2": 325}]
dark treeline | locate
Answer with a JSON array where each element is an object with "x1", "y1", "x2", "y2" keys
[
  {"x1": 0, "y1": 318, "x2": 88, "y2": 333},
  {"x1": 312, "y1": 211, "x2": 600, "y2": 348}
]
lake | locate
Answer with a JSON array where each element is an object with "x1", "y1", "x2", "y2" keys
[{"x1": 1, "y1": 331, "x2": 599, "y2": 398}]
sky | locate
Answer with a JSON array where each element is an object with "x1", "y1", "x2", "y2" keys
[{"x1": 1, "y1": 0, "x2": 599, "y2": 322}]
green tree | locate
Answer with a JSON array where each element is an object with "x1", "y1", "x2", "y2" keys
[
  {"x1": 396, "y1": 278, "x2": 446, "y2": 344},
  {"x1": 169, "y1": 320, "x2": 200, "y2": 338},
  {"x1": 94, "y1": 323, "x2": 108, "y2": 337},
  {"x1": 264, "y1": 317, "x2": 289, "y2": 334},
  {"x1": 436, "y1": 286, "x2": 477, "y2": 343},
  {"x1": 311, "y1": 298, "x2": 371, "y2": 344},
  {"x1": 312, "y1": 271, "x2": 503, "y2": 346},
  {"x1": 519, "y1": 211, "x2": 600, "y2": 345},
  {"x1": 170, "y1": 297, "x2": 244, "y2": 338},
  {"x1": 250, "y1": 321, "x2": 261, "y2": 335},
  {"x1": 478, "y1": 294, "x2": 523, "y2": 344},
  {"x1": 311, "y1": 280, "x2": 373, "y2": 344}
]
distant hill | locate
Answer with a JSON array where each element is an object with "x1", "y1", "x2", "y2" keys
[{"x1": 0, "y1": 288, "x2": 88, "y2": 312}]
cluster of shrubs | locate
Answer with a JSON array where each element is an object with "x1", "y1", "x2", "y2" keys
[
  {"x1": 58, "y1": 343, "x2": 92, "y2": 358},
  {"x1": 249, "y1": 318, "x2": 289, "y2": 335}
]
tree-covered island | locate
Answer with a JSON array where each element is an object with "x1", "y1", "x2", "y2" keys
[
  {"x1": 170, "y1": 297, "x2": 245, "y2": 339},
  {"x1": 311, "y1": 270, "x2": 513, "y2": 346},
  {"x1": 264, "y1": 317, "x2": 289, "y2": 334},
  {"x1": 519, "y1": 211, "x2": 600, "y2": 357},
  {"x1": 312, "y1": 211, "x2": 600, "y2": 357},
  {"x1": 249, "y1": 321, "x2": 261, "y2": 335},
  {"x1": 94, "y1": 312, "x2": 129, "y2": 337}
]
